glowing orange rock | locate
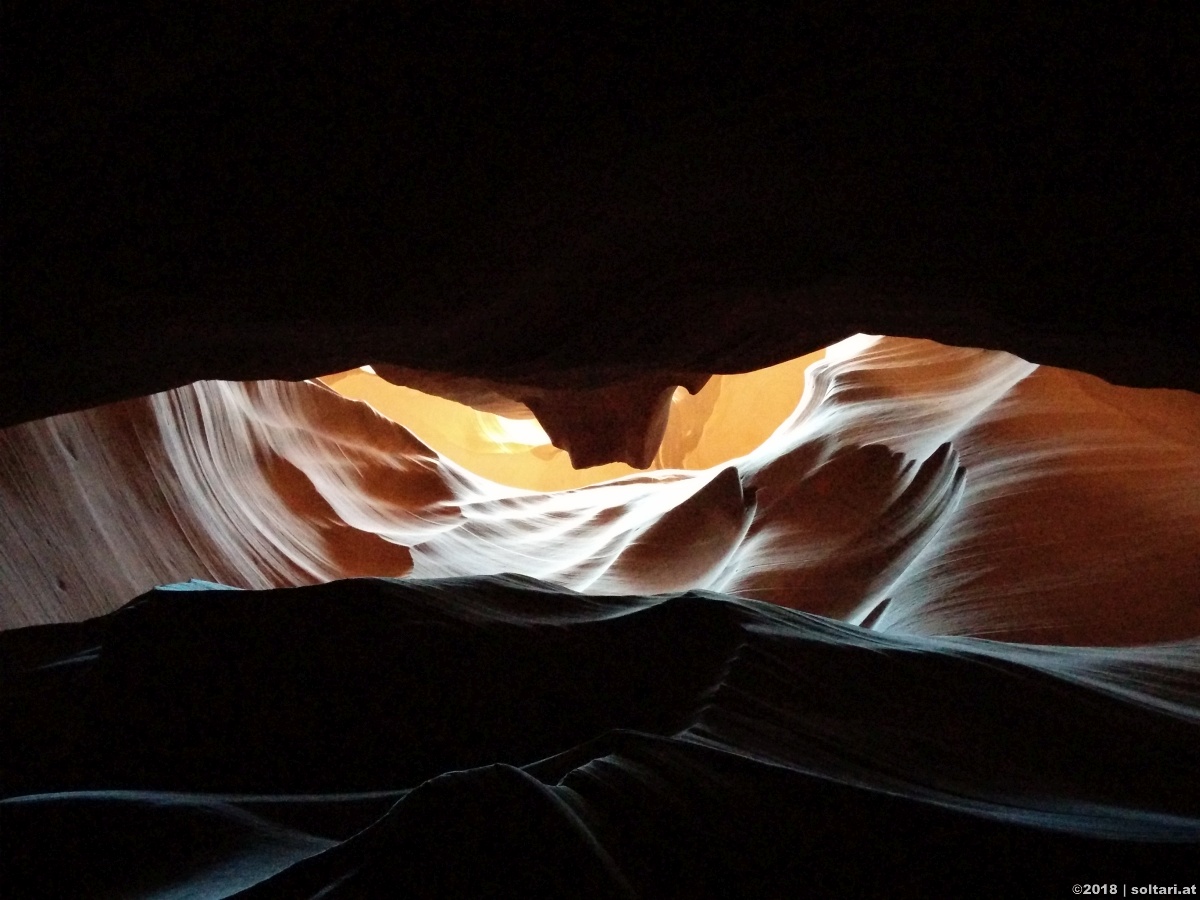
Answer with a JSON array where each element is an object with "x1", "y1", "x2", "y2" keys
[{"x1": 2, "y1": 336, "x2": 1197, "y2": 647}]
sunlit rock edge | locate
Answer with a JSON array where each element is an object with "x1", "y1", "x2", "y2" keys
[{"x1": 2, "y1": 334, "x2": 1198, "y2": 646}]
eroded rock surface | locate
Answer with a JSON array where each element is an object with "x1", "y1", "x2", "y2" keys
[{"x1": 4, "y1": 336, "x2": 1198, "y2": 645}]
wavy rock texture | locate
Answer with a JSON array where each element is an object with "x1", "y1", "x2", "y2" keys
[
  {"x1": 3, "y1": 336, "x2": 1198, "y2": 645},
  {"x1": 3, "y1": 578, "x2": 1199, "y2": 897},
  {"x1": 3, "y1": 335, "x2": 1200, "y2": 896},
  {"x1": 6, "y1": 9, "x2": 1197, "y2": 893}
]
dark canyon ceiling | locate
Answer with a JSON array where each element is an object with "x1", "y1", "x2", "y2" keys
[{"x1": 4, "y1": 3, "x2": 1196, "y2": 428}]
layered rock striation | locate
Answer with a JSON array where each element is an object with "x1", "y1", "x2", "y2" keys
[{"x1": 4, "y1": 336, "x2": 1197, "y2": 645}]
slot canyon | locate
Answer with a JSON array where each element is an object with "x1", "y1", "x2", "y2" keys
[{"x1": 3, "y1": 5, "x2": 1198, "y2": 897}]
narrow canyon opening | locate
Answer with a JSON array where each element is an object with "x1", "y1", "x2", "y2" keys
[{"x1": 317, "y1": 348, "x2": 827, "y2": 492}]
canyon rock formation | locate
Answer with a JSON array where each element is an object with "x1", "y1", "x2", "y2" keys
[
  {"x1": 4, "y1": 335, "x2": 1198, "y2": 646},
  {"x1": 3, "y1": 4, "x2": 1198, "y2": 896}
]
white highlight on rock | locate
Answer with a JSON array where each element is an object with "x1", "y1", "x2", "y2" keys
[{"x1": 2, "y1": 335, "x2": 1198, "y2": 646}]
